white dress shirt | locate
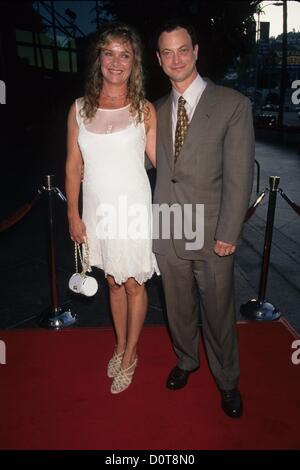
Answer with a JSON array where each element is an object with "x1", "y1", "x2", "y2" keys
[{"x1": 172, "y1": 74, "x2": 207, "y2": 147}]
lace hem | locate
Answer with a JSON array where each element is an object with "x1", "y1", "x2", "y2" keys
[{"x1": 92, "y1": 263, "x2": 160, "y2": 285}]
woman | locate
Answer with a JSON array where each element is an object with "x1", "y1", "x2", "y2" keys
[{"x1": 65, "y1": 22, "x2": 159, "y2": 394}]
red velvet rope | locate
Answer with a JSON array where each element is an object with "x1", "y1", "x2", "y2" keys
[
  {"x1": 279, "y1": 189, "x2": 300, "y2": 216},
  {"x1": 0, "y1": 193, "x2": 41, "y2": 232},
  {"x1": 244, "y1": 190, "x2": 267, "y2": 223}
]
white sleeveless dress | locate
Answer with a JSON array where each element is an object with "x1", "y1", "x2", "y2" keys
[{"x1": 75, "y1": 98, "x2": 159, "y2": 285}]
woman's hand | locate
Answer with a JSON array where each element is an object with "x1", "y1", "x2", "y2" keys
[{"x1": 68, "y1": 215, "x2": 87, "y2": 244}]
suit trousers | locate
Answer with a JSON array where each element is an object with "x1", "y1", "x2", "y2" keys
[{"x1": 156, "y1": 238, "x2": 240, "y2": 391}]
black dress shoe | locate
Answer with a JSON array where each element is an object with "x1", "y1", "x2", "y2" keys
[
  {"x1": 221, "y1": 388, "x2": 243, "y2": 418},
  {"x1": 166, "y1": 366, "x2": 192, "y2": 390}
]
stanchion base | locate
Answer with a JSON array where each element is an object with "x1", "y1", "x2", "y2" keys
[
  {"x1": 240, "y1": 299, "x2": 281, "y2": 321},
  {"x1": 39, "y1": 306, "x2": 78, "y2": 329}
]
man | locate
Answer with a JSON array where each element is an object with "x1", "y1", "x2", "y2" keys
[{"x1": 153, "y1": 20, "x2": 254, "y2": 418}]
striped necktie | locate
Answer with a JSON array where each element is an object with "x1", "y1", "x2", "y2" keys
[{"x1": 174, "y1": 96, "x2": 189, "y2": 162}]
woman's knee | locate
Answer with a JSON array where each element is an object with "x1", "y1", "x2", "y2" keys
[
  {"x1": 107, "y1": 275, "x2": 123, "y2": 292},
  {"x1": 124, "y1": 278, "x2": 144, "y2": 296}
]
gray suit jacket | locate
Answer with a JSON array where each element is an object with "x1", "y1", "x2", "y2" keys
[{"x1": 153, "y1": 79, "x2": 255, "y2": 259}]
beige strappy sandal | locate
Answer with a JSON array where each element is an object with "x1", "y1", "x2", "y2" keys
[
  {"x1": 110, "y1": 357, "x2": 138, "y2": 394},
  {"x1": 107, "y1": 349, "x2": 125, "y2": 378}
]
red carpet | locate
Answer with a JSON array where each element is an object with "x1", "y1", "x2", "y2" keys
[{"x1": 0, "y1": 320, "x2": 299, "y2": 450}]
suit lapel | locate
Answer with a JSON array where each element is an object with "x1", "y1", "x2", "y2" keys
[
  {"x1": 176, "y1": 79, "x2": 218, "y2": 164},
  {"x1": 190, "y1": 79, "x2": 217, "y2": 129},
  {"x1": 158, "y1": 93, "x2": 174, "y2": 170},
  {"x1": 158, "y1": 80, "x2": 218, "y2": 170}
]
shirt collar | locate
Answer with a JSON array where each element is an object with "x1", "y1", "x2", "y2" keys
[{"x1": 172, "y1": 74, "x2": 206, "y2": 108}]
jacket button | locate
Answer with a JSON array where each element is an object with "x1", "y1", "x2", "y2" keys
[{"x1": 171, "y1": 178, "x2": 177, "y2": 183}]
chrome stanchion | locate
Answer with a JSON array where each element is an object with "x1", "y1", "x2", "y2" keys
[
  {"x1": 39, "y1": 175, "x2": 78, "y2": 329},
  {"x1": 240, "y1": 176, "x2": 281, "y2": 321}
]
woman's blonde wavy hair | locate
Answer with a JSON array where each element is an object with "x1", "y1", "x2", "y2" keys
[{"x1": 81, "y1": 22, "x2": 147, "y2": 124}]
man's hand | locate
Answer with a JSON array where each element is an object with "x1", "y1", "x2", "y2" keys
[{"x1": 214, "y1": 240, "x2": 236, "y2": 257}]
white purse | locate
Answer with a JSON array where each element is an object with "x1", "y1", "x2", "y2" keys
[{"x1": 68, "y1": 239, "x2": 98, "y2": 297}]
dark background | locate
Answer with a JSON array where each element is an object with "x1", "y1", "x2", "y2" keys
[{"x1": 0, "y1": 1, "x2": 260, "y2": 328}]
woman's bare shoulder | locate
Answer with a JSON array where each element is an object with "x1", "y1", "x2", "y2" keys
[{"x1": 143, "y1": 99, "x2": 156, "y2": 122}]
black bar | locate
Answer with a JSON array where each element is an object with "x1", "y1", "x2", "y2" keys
[{"x1": 278, "y1": 0, "x2": 287, "y2": 128}]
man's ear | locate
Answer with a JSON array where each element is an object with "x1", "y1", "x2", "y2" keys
[
  {"x1": 194, "y1": 44, "x2": 199, "y2": 60},
  {"x1": 156, "y1": 50, "x2": 162, "y2": 67}
]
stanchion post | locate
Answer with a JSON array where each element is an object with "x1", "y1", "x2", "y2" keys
[
  {"x1": 240, "y1": 176, "x2": 281, "y2": 321},
  {"x1": 39, "y1": 175, "x2": 78, "y2": 329},
  {"x1": 258, "y1": 176, "x2": 279, "y2": 303},
  {"x1": 46, "y1": 175, "x2": 59, "y2": 311}
]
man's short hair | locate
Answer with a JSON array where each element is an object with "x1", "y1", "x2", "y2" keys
[{"x1": 156, "y1": 19, "x2": 198, "y2": 50}]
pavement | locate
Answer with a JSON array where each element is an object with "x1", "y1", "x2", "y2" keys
[
  {"x1": 0, "y1": 136, "x2": 300, "y2": 333},
  {"x1": 235, "y1": 138, "x2": 300, "y2": 333}
]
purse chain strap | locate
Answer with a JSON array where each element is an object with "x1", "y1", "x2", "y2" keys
[{"x1": 74, "y1": 238, "x2": 91, "y2": 275}]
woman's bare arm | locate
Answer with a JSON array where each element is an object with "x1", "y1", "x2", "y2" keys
[
  {"x1": 144, "y1": 100, "x2": 157, "y2": 168},
  {"x1": 65, "y1": 102, "x2": 86, "y2": 243}
]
